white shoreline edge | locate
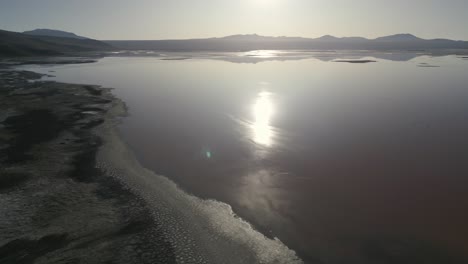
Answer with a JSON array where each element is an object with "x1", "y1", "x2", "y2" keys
[{"x1": 94, "y1": 89, "x2": 303, "y2": 264}]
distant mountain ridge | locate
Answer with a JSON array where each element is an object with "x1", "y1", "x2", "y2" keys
[
  {"x1": 0, "y1": 29, "x2": 113, "y2": 57},
  {"x1": 374, "y1": 33, "x2": 422, "y2": 42},
  {"x1": 213, "y1": 33, "x2": 443, "y2": 42},
  {"x1": 107, "y1": 33, "x2": 468, "y2": 51},
  {"x1": 23, "y1": 29, "x2": 88, "y2": 39},
  {"x1": 2, "y1": 28, "x2": 468, "y2": 57}
]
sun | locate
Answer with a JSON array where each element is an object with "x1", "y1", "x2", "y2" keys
[{"x1": 251, "y1": 0, "x2": 279, "y2": 6}]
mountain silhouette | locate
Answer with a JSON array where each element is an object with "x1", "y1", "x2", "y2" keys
[
  {"x1": 0, "y1": 29, "x2": 112, "y2": 57},
  {"x1": 107, "y1": 33, "x2": 468, "y2": 51},
  {"x1": 23, "y1": 29, "x2": 88, "y2": 39},
  {"x1": 374, "y1": 33, "x2": 422, "y2": 41}
]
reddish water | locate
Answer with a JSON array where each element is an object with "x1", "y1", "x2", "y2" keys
[{"x1": 32, "y1": 53, "x2": 468, "y2": 263}]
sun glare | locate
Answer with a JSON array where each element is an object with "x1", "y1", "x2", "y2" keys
[
  {"x1": 250, "y1": 0, "x2": 280, "y2": 7},
  {"x1": 252, "y1": 91, "x2": 274, "y2": 146}
]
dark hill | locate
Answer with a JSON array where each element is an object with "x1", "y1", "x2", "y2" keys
[
  {"x1": 375, "y1": 33, "x2": 422, "y2": 42},
  {"x1": 23, "y1": 29, "x2": 87, "y2": 39},
  {"x1": 0, "y1": 29, "x2": 113, "y2": 57}
]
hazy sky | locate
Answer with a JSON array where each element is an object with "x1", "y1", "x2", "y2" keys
[{"x1": 1, "y1": 0, "x2": 467, "y2": 40}]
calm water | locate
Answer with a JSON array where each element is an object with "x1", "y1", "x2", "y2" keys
[{"x1": 29, "y1": 52, "x2": 468, "y2": 263}]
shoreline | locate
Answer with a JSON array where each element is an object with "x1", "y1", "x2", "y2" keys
[
  {"x1": 0, "y1": 64, "x2": 302, "y2": 263},
  {"x1": 0, "y1": 69, "x2": 174, "y2": 263},
  {"x1": 96, "y1": 96, "x2": 302, "y2": 264}
]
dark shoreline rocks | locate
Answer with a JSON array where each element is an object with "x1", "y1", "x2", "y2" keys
[
  {"x1": 0, "y1": 69, "x2": 176, "y2": 263},
  {"x1": 334, "y1": 59, "x2": 377, "y2": 63}
]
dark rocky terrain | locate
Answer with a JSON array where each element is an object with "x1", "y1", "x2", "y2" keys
[{"x1": 0, "y1": 68, "x2": 175, "y2": 264}]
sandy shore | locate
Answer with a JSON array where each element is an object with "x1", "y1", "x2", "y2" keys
[{"x1": 0, "y1": 63, "x2": 302, "y2": 263}]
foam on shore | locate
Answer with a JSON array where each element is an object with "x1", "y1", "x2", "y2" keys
[{"x1": 95, "y1": 96, "x2": 303, "y2": 264}]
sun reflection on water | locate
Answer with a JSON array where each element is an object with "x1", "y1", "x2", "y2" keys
[
  {"x1": 244, "y1": 50, "x2": 278, "y2": 58},
  {"x1": 252, "y1": 91, "x2": 274, "y2": 146}
]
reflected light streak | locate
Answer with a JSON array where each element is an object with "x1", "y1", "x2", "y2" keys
[
  {"x1": 244, "y1": 50, "x2": 278, "y2": 58},
  {"x1": 252, "y1": 91, "x2": 274, "y2": 146}
]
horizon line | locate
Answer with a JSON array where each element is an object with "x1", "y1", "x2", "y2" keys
[
  {"x1": 6, "y1": 28, "x2": 468, "y2": 42},
  {"x1": 100, "y1": 33, "x2": 466, "y2": 42}
]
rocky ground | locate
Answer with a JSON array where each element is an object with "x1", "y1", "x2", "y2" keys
[{"x1": 0, "y1": 68, "x2": 176, "y2": 264}]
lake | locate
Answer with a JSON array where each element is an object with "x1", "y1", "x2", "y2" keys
[{"x1": 26, "y1": 51, "x2": 468, "y2": 263}]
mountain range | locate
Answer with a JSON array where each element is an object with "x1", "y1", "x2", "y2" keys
[
  {"x1": 23, "y1": 29, "x2": 88, "y2": 39},
  {"x1": 106, "y1": 33, "x2": 468, "y2": 51},
  {"x1": 1, "y1": 28, "x2": 468, "y2": 57},
  {"x1": 0, "y1": 29, "x2": 112, "y2": 57}
]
